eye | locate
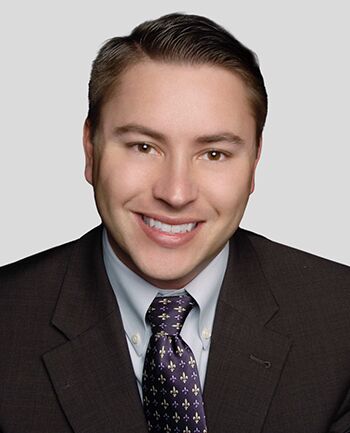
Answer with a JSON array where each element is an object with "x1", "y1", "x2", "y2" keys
[
  {"x1": 202, "y1": 150, "x2": 227, "y2": 161},
  {"x1": 137, "y1": 142, "x2": 153, "y2": 153},
  {"x1": 130, "y1": 142, "x2": 158, "y2": 155}
]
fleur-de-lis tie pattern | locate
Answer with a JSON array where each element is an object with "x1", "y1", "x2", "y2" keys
[{"x1": 142, "y1": 294, "x2": 208, "y2": 433}]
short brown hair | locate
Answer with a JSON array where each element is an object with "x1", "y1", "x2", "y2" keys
[{"x1": 87, "y1": 13, "x2": 268, "y2": 144}]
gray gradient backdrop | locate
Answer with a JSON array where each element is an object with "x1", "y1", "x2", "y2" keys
[{"x1": 1, "y1": 1, "x2": 349, "y2": 266}]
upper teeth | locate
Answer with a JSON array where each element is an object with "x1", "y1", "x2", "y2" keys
[{"x1": 143, "y1": 216, "x2": 197, "y2": 234}]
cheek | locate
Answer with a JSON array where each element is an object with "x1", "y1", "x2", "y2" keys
[
  {"x1": 94, "y1": 158, "x2": 133, "y2": 205},
  {"x1": 94, "y1": 152, "x2": 156, "y2": 208},
  {"x1": 203, "y1": 163, "x2": 254, "y2": 214}
]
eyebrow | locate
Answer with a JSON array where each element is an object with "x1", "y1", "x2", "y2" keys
[
  {"x1": 112, "y1": 123, "x2": 245, "y2": 146},
  {"x1": 195, "y1": 133, "x2": 245, "y2": 146},
  {"x1": 113, "y1": 124, "x2": 165, "y2": 141}
]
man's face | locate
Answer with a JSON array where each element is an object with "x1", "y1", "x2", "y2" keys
[{"x1": 84, "y1": 61, "x2": 261, "y2": 289}]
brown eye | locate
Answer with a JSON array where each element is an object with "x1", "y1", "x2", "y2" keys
[
  {"x1": 207, "y1": 150, "x2": 222, "y2": 161},
  {"x1": 137, "y1": 143, "x2": 151, "y2": 153}
]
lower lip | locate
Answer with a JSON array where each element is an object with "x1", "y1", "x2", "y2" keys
[{"x1": 135, "y1": 214, "x2": 202, "y2": 248}]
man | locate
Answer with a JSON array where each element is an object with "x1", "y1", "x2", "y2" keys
[{"x1": 0, "y1": 12, "x2": 349, "y2": 433}]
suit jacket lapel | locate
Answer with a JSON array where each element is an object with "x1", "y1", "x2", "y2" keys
[
  {"x1": 204, "y1": 229, "x2": 292, "y2": 433},
  {"x1": 42, "y1": 226, "x2": 148, "y2": 433},
  {"x1": 42, "y1": 225, "x2": 291, "y2": 432}
]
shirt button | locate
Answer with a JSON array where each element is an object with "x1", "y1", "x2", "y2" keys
[
  {"x1": 202, "y1": 328, "x2": 211, "y2": 340},
  {"x1": 131, "y1": 334, "x2": 140, "y2": 345}
]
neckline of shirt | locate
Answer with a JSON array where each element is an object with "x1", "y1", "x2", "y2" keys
[{"x1": 102, "y1": 227, "x2": 229, "y2": 356}]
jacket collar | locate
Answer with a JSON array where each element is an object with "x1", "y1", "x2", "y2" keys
[
  {"x1": 204, "y1": 228, "x2": 292, "y2": 432},
  {"x1": 43, "y1": 225, "x2": 148, "y2": 433},
  {"x1": 51, "y1": 225, "x2": 118, "y2": 339},
  {"x1": 222, "y1": 228, "x2": 280, "y2": 325}
]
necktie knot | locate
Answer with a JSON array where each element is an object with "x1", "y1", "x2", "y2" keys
[{"x1": 146, "y1": 294, "x2": 195, "y2": 337}]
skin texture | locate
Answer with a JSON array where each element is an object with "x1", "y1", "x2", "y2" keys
[{"x1": 83, "y1": 61, "x2": 262, "y2": 289}]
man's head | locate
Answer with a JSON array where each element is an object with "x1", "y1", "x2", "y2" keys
[
  {"x1": 87, "y1": 13, "x2": 267, "y2": 145},
  {"x1": 83, "y1": 13, "x2": 267, "y2": 289}
]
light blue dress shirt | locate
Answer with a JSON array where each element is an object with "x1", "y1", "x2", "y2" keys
[{"x1": 102, "y1": 228, "x2": 229, "y2": 396}]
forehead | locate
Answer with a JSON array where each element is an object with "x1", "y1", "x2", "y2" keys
[
  {"x1": 100, "y1": 61, "x2": 255, "y2": 141},
  {"x1": 109, "y1": 60, "x2": 250, "y2": 104}
]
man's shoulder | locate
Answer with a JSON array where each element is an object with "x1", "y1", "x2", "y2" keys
[
  {"x1": 234, "y1": 228, "x2": 350, "y2": 340},
  {"x1": 0, "y1": 225, "x2": 102, "y2": 295},
  {"x1": 241, "y1": 227, "x2": 349, "y2": 273},
  {"x1": 238, "y1": 227, "x2": 350, "y2": 299},
  {"x1": 0, "y1": 237, "x2": 75, "y2": 285}
]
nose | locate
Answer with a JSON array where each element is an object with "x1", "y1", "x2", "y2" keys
[{"x1": 152, "y1": 156, "x2": 198, "y2": 209}]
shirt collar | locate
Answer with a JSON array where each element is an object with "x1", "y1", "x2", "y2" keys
[
  {"x1": 102, "y1": 227, "x2": 228, "y2": 354},
  {"x1": 183, "y1": 245, "x2": 228, "y2": 349}
]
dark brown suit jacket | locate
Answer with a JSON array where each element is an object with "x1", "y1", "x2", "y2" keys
[{"x1": 1, "y1": 225, "x2": 350, "y2": 433}]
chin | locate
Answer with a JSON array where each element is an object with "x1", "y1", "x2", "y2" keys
[{"x1": 135, "y1": 260, "x2": 198, "y2": 289}]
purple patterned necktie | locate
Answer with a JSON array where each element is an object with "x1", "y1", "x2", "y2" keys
[{"x1": 142, "y1": 294, "x2": 208, "y2": 433}]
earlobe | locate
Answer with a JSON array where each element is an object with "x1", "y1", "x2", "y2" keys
[
  {"x1": 83, "y1": 119, "x2": 94, "y2": 185},
  {"x1": 250, "y1": 137, "x2": 263, "y2": 194}
]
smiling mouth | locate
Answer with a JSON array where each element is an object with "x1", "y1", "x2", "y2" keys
[{"x1": 142, "y1": 215, "x2": 198, "y2": 234}]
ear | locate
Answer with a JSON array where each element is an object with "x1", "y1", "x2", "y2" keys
[
  {"x1": 83, "y1": 119, "x2": 94, "y2": 185},
  {"x1": 250, "y1": 137, "x2": 263, "y2": 194}
]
